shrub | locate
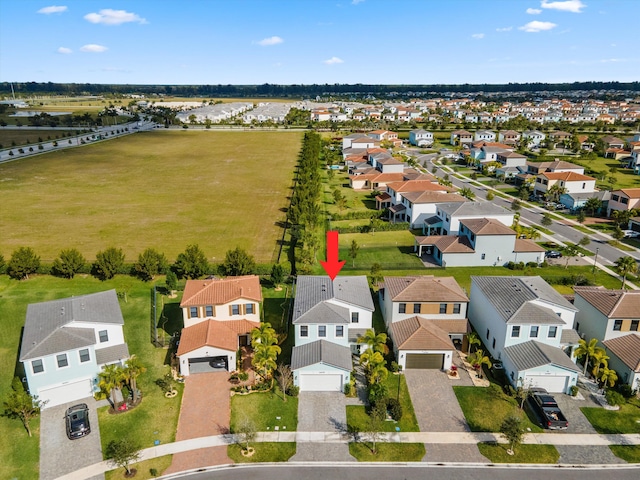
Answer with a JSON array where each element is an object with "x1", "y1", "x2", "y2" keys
[
  {"x1": 8, "y1": 247, "x2": 41, "y2": 280},
  {"x1": 370, "y1": 400, "x2": 387, "y2": 421},
  {"x1": 93, "y1": 247, "x2": 125, "y2": 280},
  {"x1": 386, "y1": 398, "x2": 403, "y2": 421},
  {"x1": 615, "y1": 383, "x2": 634, "y2": 399},
  {"x1": 286, "y1": 385, "x2": 299, "y2": 397},
  {"x1": 605, "y1": 389, "x2": 625, "y2": 407},
  {"x1": 570, "y1": 385, "x2": 579, "y2": 397}
]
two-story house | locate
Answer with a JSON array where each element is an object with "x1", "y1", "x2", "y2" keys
[
  {"x1": 607, "y1": 188, "x2": 640, "y2": 217},
  {"x1": 19, "y1": 290, "x2": 130, "y2": 408},
  {"x1": 176, "y1": 275, "x2": 262, "y2": 376},
  {"x1": 468, "y1": 276, "x2": 580, "y2": 393},
  {"x1": 291, "y1": 275, "x2": 374, "y2": 391},
  {"x1": 474, "y1": 130, "x2": 496, "y2": 142},
  {"x1": 450, "y1": 130, "x2": 474, "y2": 146},
  {"x1": 573, "y1": 287, "x2": 640, "y2": 388},
  {"x1": 533, "y1": 171, "x2": 597, "y2": 200},
  {"x1": 409, "y1": 129, "x2": 434, "y2": 147},
  {"x1": 378, "y1": 276, "x2": 470, "y2": 370}
]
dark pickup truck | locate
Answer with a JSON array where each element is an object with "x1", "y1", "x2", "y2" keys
[{"x1": 529, "y1": 388, "x2": 568, "y2": 430}]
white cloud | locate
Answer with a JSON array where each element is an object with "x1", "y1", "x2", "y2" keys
[
  {"x1": 519, "y1": 20, "x2": 558, "y2": 32},
  {"x1": 496, "y1": 26, "x2": 513, "y2": 32},
  {"x1": 37, "y1": 5, "x2": 67, "y2": 14},
  {"x1": 352, "y1": 0, "x2": 365, "y2": 4},
  {"x1": 57, "y1": 47, "x2": 72, "y2": 54},
  {"x1": 257, "y1": 36, "x2": 284, "y2": 46},
  {"x1": 526, "y1": 8, "x2": 542, "y2": 14},
  {"x1": 80, "y1": 44, "x2": 108, "y2": 53},
  {"x1": 541, "y1": 0, "x2": 586, "y2": 13},
  {"x1": 601, "y1": 58, "x2": 624, "y2": 63},
  {"x1": 471, "y1": 33, "x2": 485, "y2": 39},
  {"x1": 84, "y1": 9, "x2": 147, "y2": 25},
  {"x1": 323, "y1": 56, "x2": 344, "y2": 65}
]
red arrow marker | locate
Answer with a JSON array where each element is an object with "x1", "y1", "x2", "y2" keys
[{"x1": 320, "y1": 230, "x2": 346, "y2": 281}]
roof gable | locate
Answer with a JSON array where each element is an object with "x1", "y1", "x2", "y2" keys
[
  {"x1": 391, "y1": 316, "x2": 456, "y2": 351},
  {"x1": 383, "y1": 276, "x2": 468, "y2": 303},
  {"x1": 603, "y1": 334, "x2": 640, "y2": 372},
  {"x1": 291, "y1": 339, "x2": 352, "y2": 371},
  {"x1": 181, "y1": 275, "x2": 262, "y2": 307},
  {"x1": 503, "y1": 340, "x2": 580, "y2": 372},
  {"x1": 177, "y1": 319, "x2": 258, "y2": 355}
]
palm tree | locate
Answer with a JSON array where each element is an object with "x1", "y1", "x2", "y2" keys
[
  {"x1": 122, "y1": 355, "x2": 146, "y2": 404},
  {"x1": 357, "y1": 329, "x2": 389, "y2": 355},
  {"x1": 590, "y1": 351, "x2": 609, "y2": 378},
  {"x1": 99, "y1": 363, "x2": 125, "y2": 408},
  {"x1": 615, "y1": 256, "x2": 637, "y2": 289},
  {"x1": 359, "y1": 349, "x2": 386, "y2": 383},
  {"x1": 458, "y1": 187, "x2": 475, "y2": 200},
  {"x1": 574, "y1": 338, "x2": 605, "y2": 376},
  {"x1": 368, "y1": 362, "x2": 389, "y2": 385},
  {"x1": 251, "y1": 322, "x2": 278, "y2": 347},
  {"x1": 466, "y1": 331, "x2": 481, "y2": 354},
  {"x1": 468, "y1": 349, "x2": 492, "y2": 379},
  {"x1": 252, "y1": 343, "x2": 281, "y2": 381},
  {"x1": 598, "y1": 367, "x2": 618, "y2": 388}
]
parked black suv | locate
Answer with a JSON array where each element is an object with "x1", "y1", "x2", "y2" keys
[{"x1": 65, "y1": 403, "x2": 91, "y2": 439}]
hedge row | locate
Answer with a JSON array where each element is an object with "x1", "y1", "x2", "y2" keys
[{"x1": 333, "y1": 222, "x2": 410, "y2": 234}]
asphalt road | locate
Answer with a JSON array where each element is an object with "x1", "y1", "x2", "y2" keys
[
  {"x1": 167, "y1": 464, "x2": 640, "y2": 480},
  {"x1": 411, "y1": 150, "x2": 640, "y2": 270}
]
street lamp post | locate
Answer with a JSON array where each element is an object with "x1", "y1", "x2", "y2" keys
[{"x1": 592, "y1": 247, "x2": 599, "y2": 274}]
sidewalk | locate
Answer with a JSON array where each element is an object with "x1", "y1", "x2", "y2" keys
[{"x1": 53, "y1": 431, "x2": 640, "y2": 480}]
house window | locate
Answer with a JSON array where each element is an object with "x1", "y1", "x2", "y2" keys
[
  {"x1": 453, "y1": 303, "x2": 461, "y2": 314},
  {"x1": 232, "y1": 304, "x2": 240, "y2": 315},
  {"x1": 79, "y1": 349, "x2": 90, "y2": 363},
  {"x1": 246, "y1": 304, "x2": 255, "y2": 314},
  {"x1": 351, "y1": 312, "x2": 359, "y2": 323},
  {"x1": 57, "y1": 353, "x2": 68, "y2": 368},
  {"x1": 336, "y1": 326, "x2": 344, "y2": 337},
  {"x1": 631, "y1": 320, "x2": 639, "y2": 331},
  {"x1": 582, "y1": 182, "x2": 586, "y2": 189},
  {"x1": 439, "y1": 303, "x2": 447, "y2": 314},
  {"x1": 205, "y1": 305, "x2": 214, "y2": 317},
  {"x1": 613, "y1": 320, "x2": 622, "y2": 331},
  {"x1": 399, "y1": 303, "x2": 406, "y2": 314},
  {"x1": 190, "y1": 306, "x2": 198, "y2": 318},
  {"x1": 486, "y1": 328, "x2": 490, "y2": 340},
  {"x1": 511, "y1": 326, "x2": 520, "y2": 338},
  {"x1": 413, "y1": 304, "x2": 421, "y2": 314},
  {"x1": 549, "y1": 326, "x2": 558, "y2": 338},
  {"x1": 99, "y1": 330, "x2": 109, "y2": 343},
  {"x1": 481, "y1": 253, "x2": 486, "y2": 260},
  {"x1": 318, "y1": 325, "x2": 327, "y2": 337},
  {"x1": 32, "y1": 359, "x2": 44, "y2": 374},
  {"x1": 530, "y1": 326, "x2": 539, "y2": 338},
  {"x1": 300, "y1": 326, "x2": 308, "y2": 337},
  {"x1": 492, "y1": 338, "x2": 496, "y2": 349}
]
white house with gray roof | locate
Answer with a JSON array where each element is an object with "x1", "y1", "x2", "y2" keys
[
  {"x1": 424, "y1": 202, "x2": 515, "y2": 236},
  {"x1": 19, "y1": 290, "x2": 130, "y2": 408},
  {"x1": 468, "y1": 276, "x2": 580, "y2": 393},
  {"x1": 291, "y1": 275, "x2": 374, "y2": 391}
]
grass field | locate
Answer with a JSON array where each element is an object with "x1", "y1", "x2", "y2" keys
[
  {"x1": 0, "y1": 130, "x2": 302, "y2": 262},
  {"x1": 0, "y1": 129, "x2": 79, "y2": 148}
]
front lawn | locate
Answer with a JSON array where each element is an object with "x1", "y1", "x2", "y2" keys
[
  {"x1": 477, "y1": 443, "x2": 559, "y2": 463},
  {"x1": 105, "y1": 455, "x2": 172, "y2": 480},
  {"x1": 336, "y1": 231, "x2": 424, "y2": 271},
  {"x1": 228, "y1": 442, "x2": 296, "y2": 463},
  {"x1": 349, "y1": 442, "x2": 425, "y2": 462},
  {"x1": 454, "y1": 385, "x2": 542, "y2": 433},
  {"x1": 346, "y1": 374, "x2": 419, "y2": 433},
  {"x1": 609, "y1": 445, "x2": 640, "y2": 463},
  {"x1": 581, "y1": 400, "x2": 640, "y2": 434},
  {"x1": 230, "y1": 387, "x2": 298, "y2": 432}
]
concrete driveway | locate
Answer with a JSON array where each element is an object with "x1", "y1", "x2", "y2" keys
[
  {"x1": 40, "y1": 398, "x2": 104, "y2": 480},
  {"x1": 291, "y1": 392, "x2": 354, "y2": 462}
]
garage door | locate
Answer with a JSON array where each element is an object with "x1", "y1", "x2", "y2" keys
[
  {"x1": 39, "y1": 378, "x2": 93, "y2": 409},
  {"x1": 405, "y1": 353, "x2": 444, "y2": 369},
  {"x1": 188, "y1": 356, "x2": 229, "y2": 374},
  {"x1": 299, "y1": 374, "x2": 342, "y2": 392},
  {"x1": 526, "y1": 375, "x2": 568, "y2": 393}
]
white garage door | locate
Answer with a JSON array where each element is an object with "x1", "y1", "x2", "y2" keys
[
  {"x1": 526, "y1": 375, "x2": 568, "y2": 393},
  {"x1": 39, "y1": 378, "x2": 93, "y2": 408},
  {"x1": 299, "y1": 373, "x2": 342, "y2": 392}
]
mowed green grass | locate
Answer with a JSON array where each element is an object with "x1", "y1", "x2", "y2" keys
[
  {"x1": 0, "y1": 129, "x2": 78, "y2": 148},
  {"x1": 0, "y1": 130, "x2": 302, "y2": 262}
]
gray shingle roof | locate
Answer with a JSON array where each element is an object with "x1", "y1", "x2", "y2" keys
[
  {"x1": 560, "y1": 328, "x2": 581, "y2": 345},
  {"x1": 471, "y1": 276, "x2": 577, "y2": 324},
  {"x1": 95, "y1": 343, "x2": 130, "y2": 365},
  {"x1": 503, "y1": 340, "x2": 580, "y2": 373},
  {"x1": 20, "y1": 290, "x2": 124, "y2": 361},
  {"x1": 293, "y1": 302, "x2": 350, "y2": 325},
  {"x1": 437, "y1": 202, "x2": 510, "y2": 218},
  {"x1": 292, "y1": 276, "x2": 374, "y2": 324},
  {"x1": 291, "y1": 340, "x2": 353, "y2": 371},
  {"x1": 508, "y1": 302, "x2": 565, "y2": 325}
]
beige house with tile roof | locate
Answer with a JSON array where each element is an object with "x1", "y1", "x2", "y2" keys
[
  {"x1": 607, "y1": 188, "x2": 640, "y2": 217},
  {"x1": 602, "y1": 334, "x2": 640, "y2": 389},
  {"x1": 573, "y1": 287, "x2": 640, "y2": 343},
  {"x1": 533, "y1": 171, "x2": 597, "y2": 198}
]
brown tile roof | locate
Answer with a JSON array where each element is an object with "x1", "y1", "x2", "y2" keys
[
  {"x1": 415, "y1": 235, "x2": 475, "y2": 253},
  {"x1": 615, "y1": 188, "x2": 640, "y2": 199},
  {"x1": 388, "y1": 179, "x2": 450, "y2": 193},
  {"x1": 350, "y1": 172, "x2": 407, "y2": 184},
  {"x1": 574, "y1": 286, "x2": 640, "y2": 318},
  {"x1": 401, "y1": 191, "x2": 467, "y2": 204},
  {"x1": 473, "y1": 141, "x2": 512, "y2": 149},
  {"x1": 181, "y1": 275, "x2": 262, "y2": 308},
  {"x1": 452, "y1": 130, "x2": 472, "y2": 136},
  {"x1": 375, "y1": 192, "x2": 392, "y2": 202},
  {"x1": 391, "y1": 316, "x2": 456, "y2": 350},
  {"x1": 462, "y1": 218, "x2": 515, "y2": 236},
  {"x1": 514, "y1": 239, "x2": 546, "y2": 252},
  {"x1": 540, "y1": 171, "x2": 595, "y2": 182},
  {"x1": 177, "y1": 319, "x2": 258, "y2": 355},
  {"x1": 603, "y1": 334, "x2": 640, "y2": 372},
  {"x1": 529, "y1": 160, "x2": 583, "y2": 171},
  {"x1": 382, "y1": 276, "x2": 468, "y2": 302}
]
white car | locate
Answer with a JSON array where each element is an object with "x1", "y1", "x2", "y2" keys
[{"x1": 622, "y1": 230, "x2": 640, "y2": 238}]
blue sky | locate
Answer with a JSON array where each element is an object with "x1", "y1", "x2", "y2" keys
[{"x1": 1, "y1": 0, "x2": 638, "y2": 85}]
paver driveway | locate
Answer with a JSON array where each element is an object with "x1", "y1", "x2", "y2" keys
[
  {"x1": 290, "y1": 392, "x2": 354, "y2": 462},
  {"x1": 165, "y1": 372, "x2": 231, "y2": 474},
  {"x1": 40, "y1": 398, "x2": 104, "y2": 480}
]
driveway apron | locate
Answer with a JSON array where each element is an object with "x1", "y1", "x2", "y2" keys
[
  {"x1": 40, "y1": 398, "x2": 104, "y2": 480},
  {"x1": 290, "y1": 392, "x2": 355, "y2": 462},
  {"x1": 165, "y1": 372, "x2": 231, "y2": 474}
]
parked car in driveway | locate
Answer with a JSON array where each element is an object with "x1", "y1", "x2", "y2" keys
[
  {"x1": 622, "y1": 230, "x2": 640, "y2": 238},
  {"x1": 65, "y1": 403, "x2": 91, "y2": 439},
  {"x1": 529, "y1": 388, "x2": 568, "y2": 430},
  {"x1": 545, "y1": 250, "x2": 563, "y2": 259},
  {"x1": 209, "y1": 356, "x2": 227, "y2": 369}
]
